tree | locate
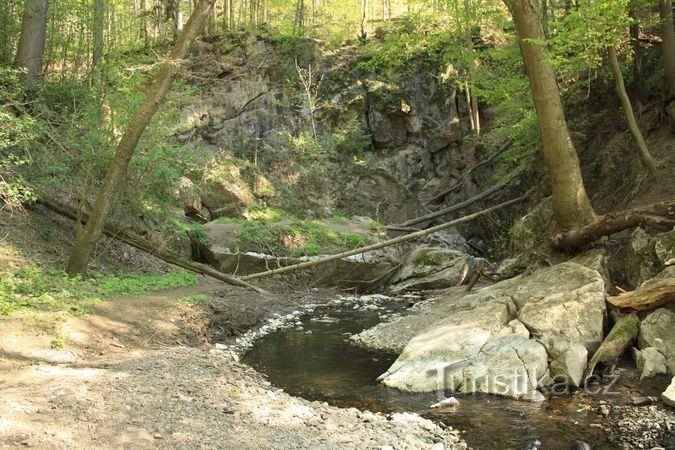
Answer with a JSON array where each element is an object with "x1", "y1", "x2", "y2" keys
[
  {"x1": 14, "y1": 0, "x2": 49, "y2": 89},
  {"x1": 66, "y1": 0, "x2": 217, "y2": 277},
  {"x1": 503, "y1": 0, "x2": 596, "y2": 230},
  {"x1": 91, "y1": 0, "x2": 106, "y2": 75},
  {"x1": 608, "y1": 45, "x2": 658, "y2": 174},
  {"x1": 660, "y1": 0, "x2": 675, "y2": 120}
]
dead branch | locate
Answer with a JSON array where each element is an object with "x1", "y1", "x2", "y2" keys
[
  {"x1": 552, "y1": 200, "x2": 675, "y2": 250},
  {"x1": 391, "y1": 180, "x2": 510, "y2": 229},
  {"x1": 241, "y1": 196, "x2": 525, "y2": 281},
  {"x1": 607, "y1": 279, "x2": 675, "y2": 312},
  {"x1": 33, "y1": 193, "x2": 268, "y2": 295},
  {"x1": 427, "y1": 139, "x2": 512, "y2": 205}
]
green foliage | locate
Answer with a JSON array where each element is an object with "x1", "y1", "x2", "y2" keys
[
  {"x1": 0, "y1": 267, "x2": 197, "y2": 316},
  {"x1": 0, "y1": 68, "x2": 38, "y2": 208},
  {"x1": 230, "y1": 216, "x2": 374, "y2": 257}
]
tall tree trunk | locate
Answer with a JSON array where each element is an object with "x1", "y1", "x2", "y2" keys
[
  {"x1": 608, "y1": 46, "x2": 658, "y2": 174},
  {"x1": 91, "y1": 0, "x2": 105, "y2": 77},
  {"x1": 66, "y1": 0, "x2": 217, "y2": 277},
  {"x1": 14, "y1": 0, "x2": 49, "y2": 89},
  {"x1": 629, "y1": 5, "x2": 648, "y2": 108},
  {"x1": 660, "y1": 0, "x2": 675, "y2": 120},
  {"x1": 503, "y1": 0, "x2": 596, "y2": 230}
]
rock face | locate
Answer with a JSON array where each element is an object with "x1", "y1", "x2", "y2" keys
[
  {"x1": 638, "y1": 308, "x2": 675, "y2": 374},
  {"x1": 378, "y1": 262, "x2": 607, "y2": 399},
  {"x1": 201, "y1": 165, "x2": 256, "y2": 219},
  {"x1": 626, "y1": 228, "x2": 675, "y2": 288}
]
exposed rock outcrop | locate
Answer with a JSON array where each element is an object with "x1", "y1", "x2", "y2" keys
[{"x1": 375, "y1": 262, "x2": 607, "y2": 399}]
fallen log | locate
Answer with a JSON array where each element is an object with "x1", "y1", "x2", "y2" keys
[
  {"x1": 552, "y1": 200, "x2": 675, "y2": 250},
  {"x1": 427, "y1": 139, "x2": 512, "y2": 205},
  {"x1": 585, "y1": 313, "x2": 639, "y2": 379},
  {"x1": 241, "y1": 196, "x2": 525, "y2": 281},
  {"x1": 32, "y1": 193, "x2": 268, "y2": 295},
  {"x1": 607, "y1": 279, "x2": 675, "y2": 312},
  {"x1": 390, "y1": 180, "x2": 511, "y2": 229}
]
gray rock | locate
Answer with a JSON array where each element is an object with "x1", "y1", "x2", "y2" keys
[
  {"x1": 389, "y1": 247, "x2": 472, "y2": 292},
  {"x1": 626, "y1": 228, "x2": 675, "y2": 289},
  {"x1": 638, "y1": 308, "x2": 675, "y2": 374},
  {"x1": 547, "y1": 342, "x2": 588, "y2": 387},
  {"x1": 662, "y1": 376, "x2": 675, "y2": 408},
  {"x1": 379, "y1": 300, "x2": 515, "y2": 393},
  {"x1": 377, "y1": 262, "x2": 606, "y2": 399},
  {"x1": 517, "y1": 263, "x2": 606, "y2": 354},
  {"x1": 633, "y1": 347, "x2": 667, "y2": 380},
  {"x1": 569, "y1": 248, "x2": 610, "y2": 290},
  {"x1": 459, "y1": 335, "x2": 549, "y2": 399}
]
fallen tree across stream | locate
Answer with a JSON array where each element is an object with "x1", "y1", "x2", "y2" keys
[
  {"x1": 241, "y1": 196, "x2": 525, "y2": 281},
  {"x1": 32, "y1": 193, "x2": 269, "y2": 295}
]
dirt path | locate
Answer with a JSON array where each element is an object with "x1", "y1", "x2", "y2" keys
[{"x1": 0, "y1": 281, "x2": 467, "y2": 449}]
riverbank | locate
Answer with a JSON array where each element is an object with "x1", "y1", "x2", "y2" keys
[{"x1": 0, "y1": 280, "x2": 466, "y2": 449}]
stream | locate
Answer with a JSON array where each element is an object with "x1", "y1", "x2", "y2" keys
[{"x1": 243, "y1": 301, "x2": 633, "y2": 449}]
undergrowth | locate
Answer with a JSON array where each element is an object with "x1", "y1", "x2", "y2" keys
[{"x1": 0, "y1": 267, "x2": 198, "y2": 316}]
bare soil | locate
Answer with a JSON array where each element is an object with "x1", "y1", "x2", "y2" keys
[{"x1": 0, "y1": 207, "x2": 465, "y2": 449}]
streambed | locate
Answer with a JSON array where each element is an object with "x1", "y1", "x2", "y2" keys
[{"x1": 243, "y1": 298, "x2": 670, "y2": 450}]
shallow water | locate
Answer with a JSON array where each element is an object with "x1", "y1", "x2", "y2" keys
[{"x1": 244, "y1": 304, "x2": 619, "y2": 450}]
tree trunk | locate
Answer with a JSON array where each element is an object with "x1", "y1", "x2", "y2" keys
[
  {"x1": 660, "y1": 0, "x2": 675, "y2": 120},
  {"x1": 14, "y1": 0, "x2": 49, "y2": 89},
  {"x1": 35, "y1": 192, "x2": 267, "y2": 293},
  {"x1": 608, "y1": 46, "x2": 659, "y2": 174},
  {"x1": 629, "y1": 5, "x2": 648, "y2": 107},
  {"x1": 66, "y1": 0, "x2": 216, "y2": 277},
  {"x1": 585, "y1": 314, "x2": 639, "y2": 378},
  {"x1": 608, "y1": 279, "x2": 675, "y2": 312},
  {"x1": 504, "y1": 0, "x2": 596, "y2": 231},
  {"x1": 91, "y1": 0, "x2": 105, "y2": 77},
  {"x1": 241, "y1": 197, "x2": 525, "y2": 281},
  {"x1": 394, "y1": 180, "x2": 511, "y2": 228},
  {"x1": 552, "y1": 199, "x2": 675, "y2": 250}
]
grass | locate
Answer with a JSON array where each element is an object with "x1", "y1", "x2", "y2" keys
[
  {"x1": 0, "y1": 267, "x2": 198, "y2": 317},
  {"x1": 232, "y1": 219, "x2": 374, "y2": 257}
]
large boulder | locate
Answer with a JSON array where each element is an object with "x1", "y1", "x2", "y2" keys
[
  {"x1": 638, "y1": 308, "x2": 675, "y2": 374},
  {"x1": 378, "y1": 262, "x2": 607, "y2": 399},
  {"x1": 379, "y1": 300, "x2": 517, "y2": 393},
  {"x1": 201, "y1": 165, "x2": 255, "y2": 219},
  {"x1": 388, "y1": 247, "x2": 472, "y2": 292}
]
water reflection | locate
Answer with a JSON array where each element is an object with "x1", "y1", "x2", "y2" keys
[{"x1": 244, "y1": 305, "x2": 614, "y2": 449}]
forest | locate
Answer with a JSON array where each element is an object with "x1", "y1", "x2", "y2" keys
[{"x1": 0, "y1": 0, "x2": 674, "y2": 448}]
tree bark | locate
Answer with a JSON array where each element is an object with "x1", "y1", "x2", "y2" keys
[
  {"x1": 552, "y1": 200, "x2": 675, "y2": 250},
  {"x1": 608, "y1": 46, "x2": 658, "y2": 175},
  {"x1": 608, "y1": 279, "x2": 675, "y2": 312},
  {"x1": 504, "y1": 0, "x2": 596, "y2": 230},
  {"x1": 92, "y1": 0, "x2": 105, "y2": 76},
  {"x1": 241, "y1": 197, "x2": 525, "y2": 281},
  {"x1": 36, "y1": 193, "x2": 267, "y2": 294},
  {"x1": 14, "y1": 0, "x2": 49, "y2": 89},
  {"x1": 66, "y1": 0, "x2": 216, "y2": 277},
  {"x1": 585, "y1": 314, "x2": 639, "y2": 379},
  {"x1": 660, "y1": 0, "x2": 675, "y2": 120}
]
